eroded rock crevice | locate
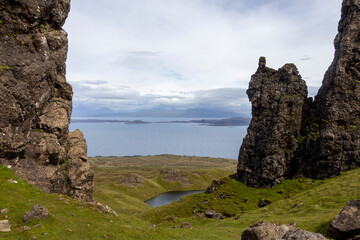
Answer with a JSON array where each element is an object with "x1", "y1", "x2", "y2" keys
[{"x1": 238, "y1": 0, "x2": 360, "y2": 187}]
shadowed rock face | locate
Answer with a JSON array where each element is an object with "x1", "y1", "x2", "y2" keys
[
  {"x1": 0, "y1": 0, "x2": 93, "y2": 201},
  {"x1": 298, "y1": 0, "x2": 360, "y2": 179},
  {"x1": 238, "y1": 0, "x2": 360, "y2": 187}
]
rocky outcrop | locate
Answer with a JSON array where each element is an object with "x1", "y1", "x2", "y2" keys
[
  {"x1": 328, "y1": 200, "x2": 360, "y2": 240},
  {"x1": 282, "y1": 228, "x2": 327, "y2": 240},
  {"x1": 237, "y1": 0, "x2": 360, "y2": 187},
  {"x1": 116, "y1": 173, "x2": 144, "y2": 187},
  {"x1": 0, "y1": 0, "x2": 93, "y2": 201},
  {"x1": 161, "y1": 169, "x2": 190, "y2": 187},
  {"x1": 205, "y1": 209, "x2": 225, "y2": 220},
  {"x1": 241, "y1": 221, "x2": 326, "y2": 240},
  {"x1": 22, "y1": 204, "x2": 49, "y2": 222}
]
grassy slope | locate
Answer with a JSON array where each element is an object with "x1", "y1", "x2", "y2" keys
[
  {"x1": 90, "y1": 155, "x2": 237, "y2": 215},
  {"x1": 145, "y1": 168, "x2": 360, "y2": 238},
  {"x1": 141, "y1": 177, "x2": 324, "y2": 222},
  {"x1": 0, "y1": 155, "x2": 359, "y2": 239}
]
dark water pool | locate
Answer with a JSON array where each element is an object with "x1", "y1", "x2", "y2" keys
[{"x1": 145, "y1": 190, "x2": 204, "y2": 208}]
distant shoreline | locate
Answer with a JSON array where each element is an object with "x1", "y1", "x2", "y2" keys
[
  {"x1": 88, "y1": 154, "x2": 238, "y2": 161},
  {"x1": 71, "y1": 117, "x2": 250, "y2": 126}
]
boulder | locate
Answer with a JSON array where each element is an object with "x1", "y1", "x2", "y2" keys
[
  {"x1": 241, "y1": 221, "x2": 295, "y2": 240},
  {"x1": 0, "y1": 220, "x2": 11, "y2": 232},
  {"x1": 173, "y1": 221, "x2": 193, "y2": 229},
  {"x1": 0, "y1": 208, "x2": 8, "y2": 214},
  {"x1": 258, "y1": 200, "x2": 272, "y2": 208},
  {"x1": 282, "y1": 228, "x2": 326, "y2": 240},
  {"x1": 205, "y1": 209, "x2": 225, "y2": 220},
  {"x1": 241, "y1": 221, "x2": 327, "y2": 240},
  {"x1": 22, "y1": 204, "x2": 49, "y2": 222},
  {"x1": 163, "y1": 215, "x2": 177, "y2": 222},
  {"x1": 328, "y1": 200, "x2": 360, "y2": 240},
  {"x1": 7, "y1": 179, "x2": 17, "y2": 184},
  {"x1": 19, "y1": 226, "x2": 31, "y2": 232},
  {"x1": 93, "y1": 202, "x2": 119, "y2": 217}
]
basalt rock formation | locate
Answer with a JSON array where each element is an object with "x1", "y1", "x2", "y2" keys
[
  {"x1": 237, "y1": 59, "x2": 308, "y2": 187},
  {"x1": 238, "y1": 0, "x2": 360, "y2": 187},
  {"x1": 0, "y1": 0, "x2": 93, "y2": 201}
]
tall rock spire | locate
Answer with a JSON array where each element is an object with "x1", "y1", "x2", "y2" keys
[
  {"x1": 237, "y1": 58, "x2": 307, "y2": 187},
  {"x1": 237, "y1": 0, "x2": 360, "y2": 187}
]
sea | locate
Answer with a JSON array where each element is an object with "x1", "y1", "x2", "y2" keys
[{"x1": 69, "y1": 117, "x2": 249, "y2": 160}]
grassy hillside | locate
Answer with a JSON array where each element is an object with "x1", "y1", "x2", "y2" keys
[
  {"x1": 0, "y1": 155, "x2": 359, "y2": 239},
  {"x1": 90, "y1": 155, "x2": 237, "y2": 215},
  {"x1": 143, "y1": 169, "x2": 360, "y2": 236}
]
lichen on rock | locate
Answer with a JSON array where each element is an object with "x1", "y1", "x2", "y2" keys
[{"x1": 0, "y1": 0, "x2": 93, "y2": 201}]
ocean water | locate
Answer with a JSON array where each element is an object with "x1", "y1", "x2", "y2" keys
[{"x1": 69, "y1": 118, "x2": 248, "y2": 159}]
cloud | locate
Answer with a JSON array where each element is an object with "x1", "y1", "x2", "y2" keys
[
  {"x1": 69, "y1": 80, "x2": 108, "y2": 85},
  {"x1": 65, "y1": 0, "x2": 342, "y2": 112},
  {"x1": 298, "y1": 56, "x2": 313, "y2": 61},
  {"x1": 116, "y1": 51, "x2": 162, "y2": 69},
  {"x1": 72, "y1": 81, "x2": 249, "y2": 113}
]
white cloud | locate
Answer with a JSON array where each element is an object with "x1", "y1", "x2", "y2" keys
[{"x1": 64, "y1": 0, "x2": 342, "y2": 111}]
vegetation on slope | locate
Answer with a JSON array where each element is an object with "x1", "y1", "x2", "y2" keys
[
  {"x1": 90, "y1": 155, "x2": 237, "y2": 214},
  {"x1": 0, "y1": 155, "x2": 359, "y2": 239},
  {"x1": 142, "y1": 176, "x2": 324, "y2": 222}
]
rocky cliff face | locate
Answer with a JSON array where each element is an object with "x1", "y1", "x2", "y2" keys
[
  {"x1": 238, "y1": 0, "x2": 360, "y2": 187},
  {"x1": 0, "y1": 0, "x2": 93, "y2": 201}
]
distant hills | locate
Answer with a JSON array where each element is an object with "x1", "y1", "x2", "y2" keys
[
  {"x1": 71, "y1": 117, "x2": 250, "y2": 126},
  {"x1": 72, "y1": 106, "x2": 251, "y2": 118}
]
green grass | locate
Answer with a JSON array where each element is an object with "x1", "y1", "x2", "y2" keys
[
  {"x1": 0, "y1": 165, "x2": 143, "y2": 239},
  {"x1": 90, "y1": 155, "x2": 237, "y2": 214},
  {"x1": 141, "y1": 177, "x2": 323, "y2": 222},
  {"x1": 0, "y1": 65, "x2": 10, "y2": 73},
  {"x1": 0, "y1": 155, "x2": 359, "y2": 239}
]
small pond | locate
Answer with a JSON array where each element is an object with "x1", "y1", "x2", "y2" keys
[{"x1": 145, "y1": 190, "x2": 204, "y2": 208}]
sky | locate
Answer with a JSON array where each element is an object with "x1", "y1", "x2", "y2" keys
[{"x1": 64, "y1": 0, "x2": 342, "y2": 115}]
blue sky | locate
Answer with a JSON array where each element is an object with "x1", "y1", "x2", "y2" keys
[{"x1": 64, "y1": 0, "x2": 342, "y2": 113}]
